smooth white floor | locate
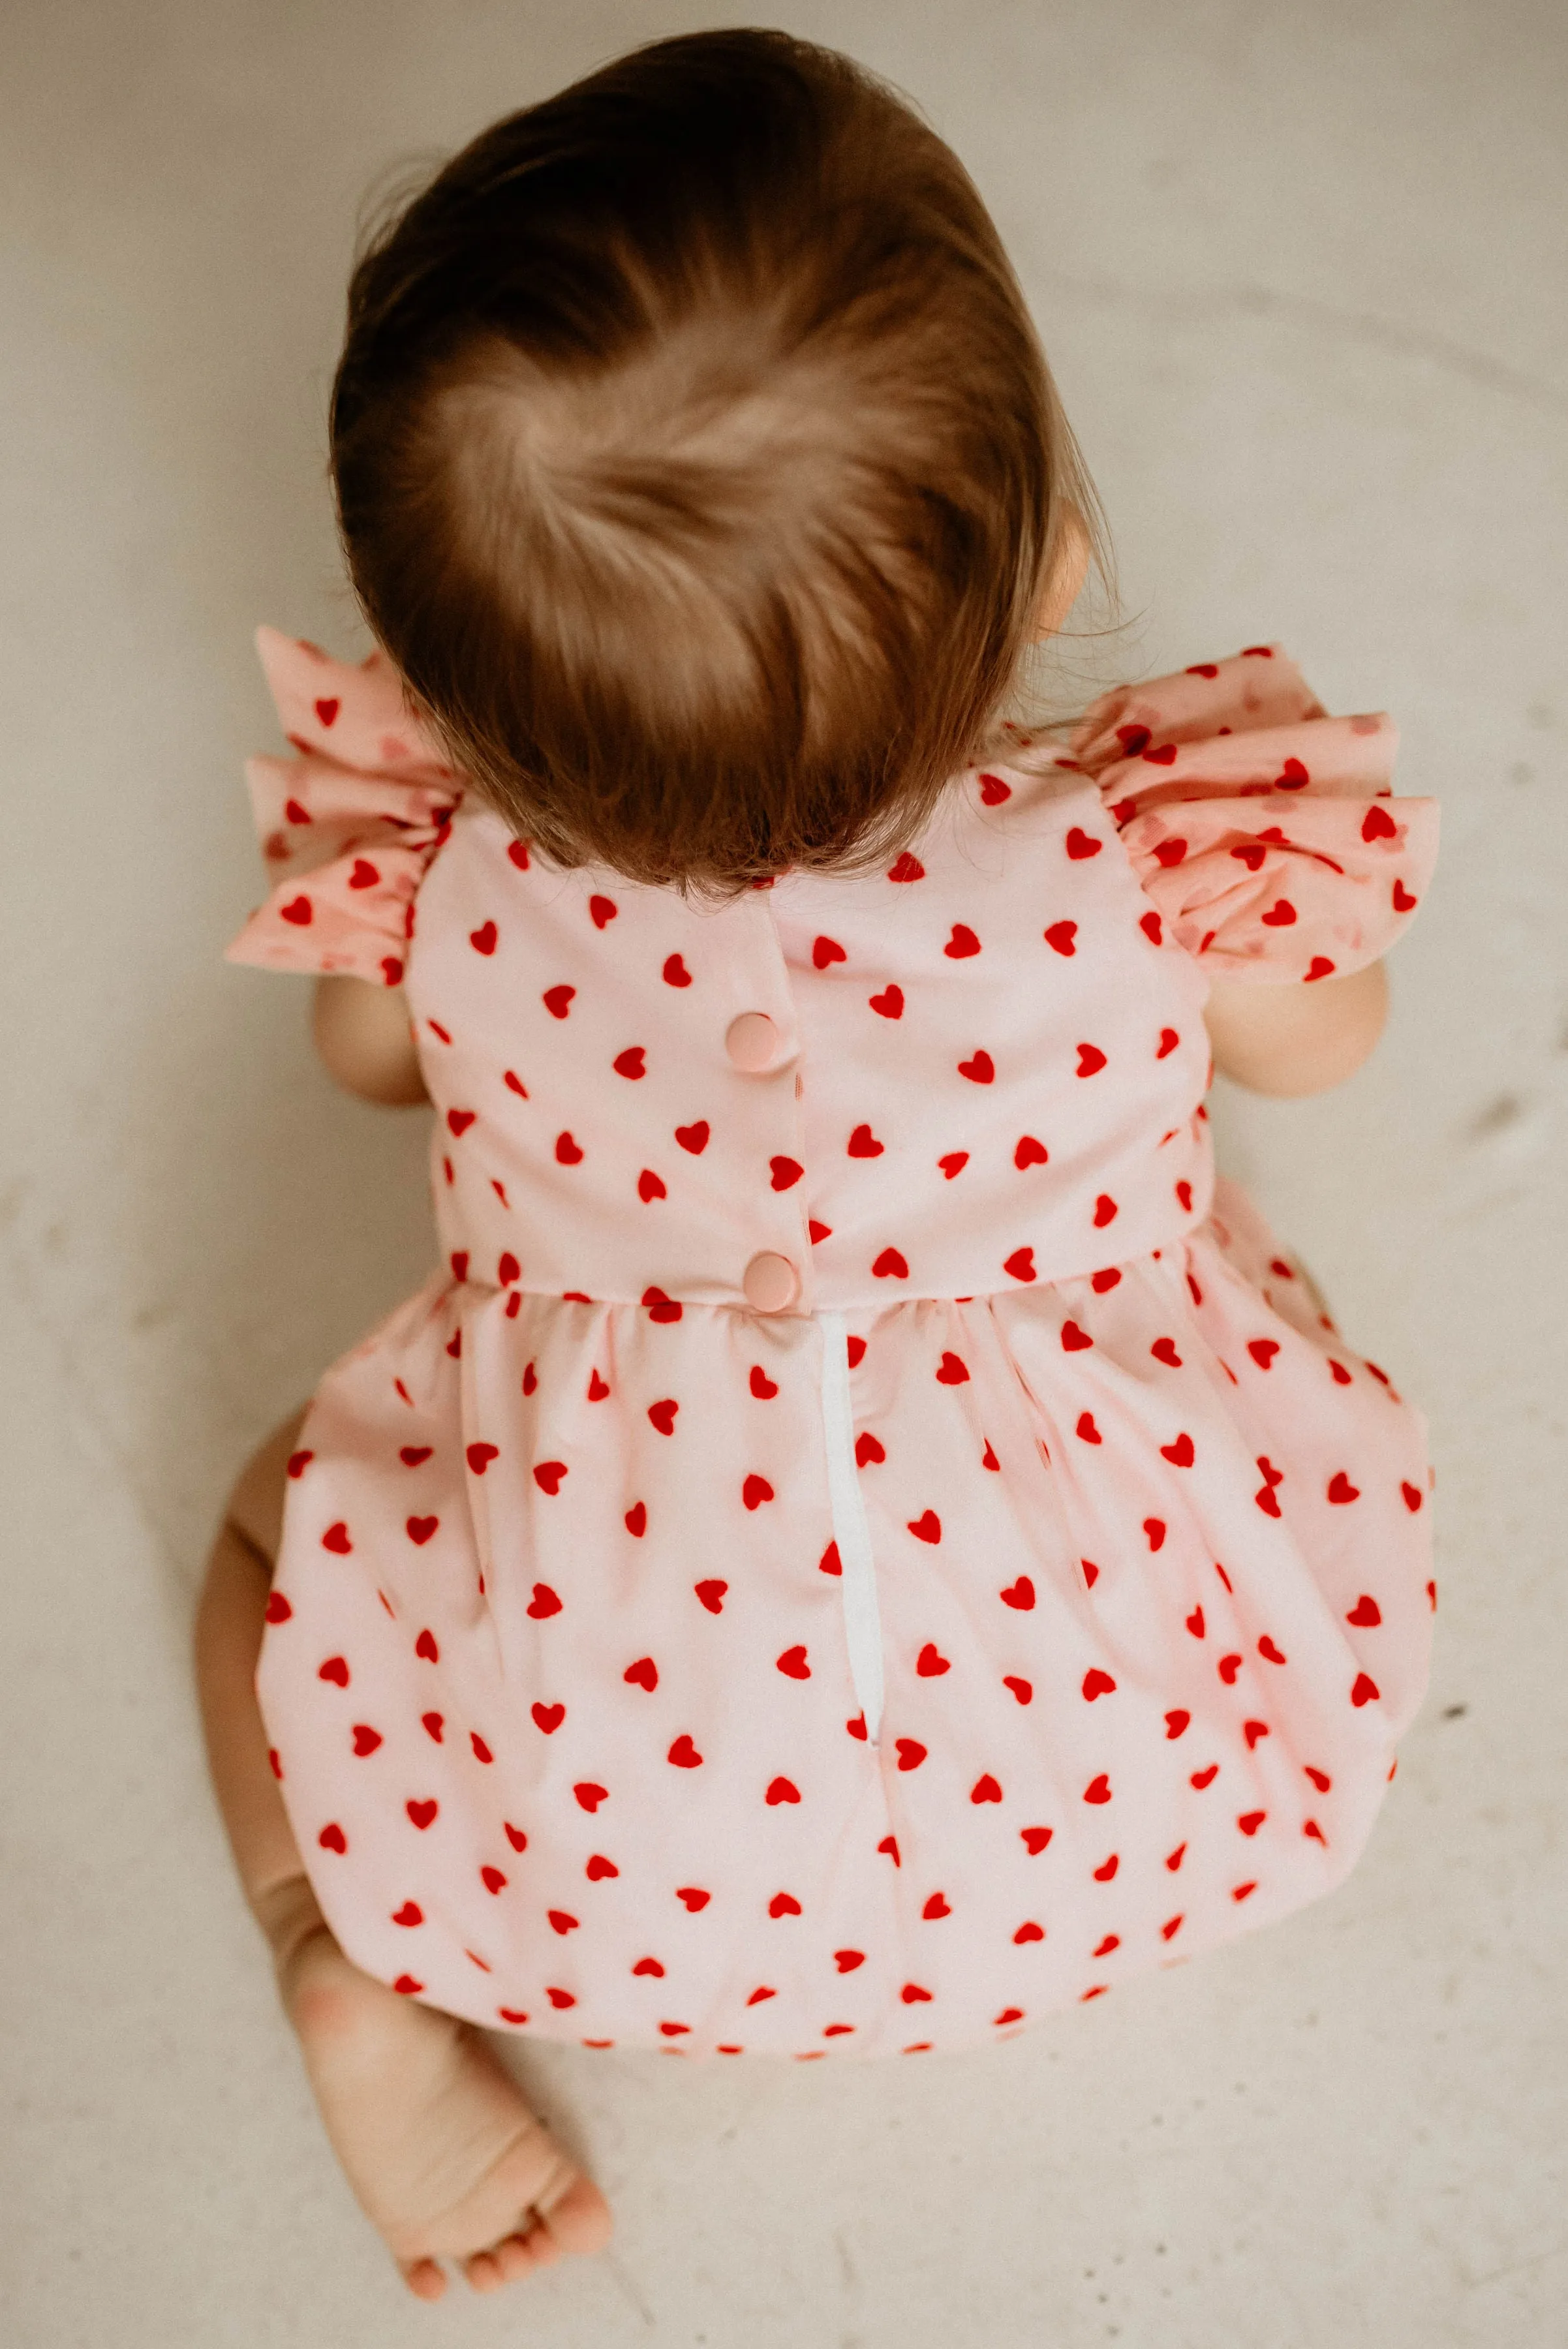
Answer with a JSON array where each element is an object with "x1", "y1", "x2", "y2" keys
[{"x1": 3, "y1": 2, "x2": 1565, "y2": 2342}]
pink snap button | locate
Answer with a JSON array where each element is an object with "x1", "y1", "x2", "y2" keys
[
  {"x1": 743, "y1": 1251, "x2": 799, "y2": 1313},
  {"x1": 726, "y1": 1011, "x2": 780, "y2": 1072}
]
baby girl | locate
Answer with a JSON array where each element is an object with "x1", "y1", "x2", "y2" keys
[{"x1": 194, "y1": 26, "x2": 1438, "y2": 2305}]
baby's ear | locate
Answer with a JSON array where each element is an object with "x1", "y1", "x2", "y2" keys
[{"x1": 1032, "y1": 507, "x2": 1089, "y2": 641}]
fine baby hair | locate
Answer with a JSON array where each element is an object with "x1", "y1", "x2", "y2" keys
[{"x1": 328, "y1": 26, "x2": 1103, "y2": 888}]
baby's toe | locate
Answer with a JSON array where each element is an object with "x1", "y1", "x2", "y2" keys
[{"x1": 401, "y1": 2256, "x2": 447, "y2": 2301}]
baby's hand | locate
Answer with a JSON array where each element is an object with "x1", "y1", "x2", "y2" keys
[{"x1": 313, "y1": 975, "x2": 429, "y2": 1105}]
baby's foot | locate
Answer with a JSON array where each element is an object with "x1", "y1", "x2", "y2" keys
[{"x1": 277, "y1": 1911, "x2": 612, "y2": 2300}]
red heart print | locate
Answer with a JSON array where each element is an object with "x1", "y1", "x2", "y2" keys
[
  {"x1": 1004, "y1": 1676, "x2": 1032, "y2": 1704},
  {"x1": 625, "y1": 1501, "x2": 647, "y2": 1537},
  {"x1": 497, "y1": 1252, "x2": 520, "y2": 1287},
  {"x1": 846, "y1": 1712, "x2": 867, "y2": 1738},
  {"x1": 555, "y1": 1131, "x2": 583, "y2": 1165},
  {"x1": 318, "y1": 1823, "x2": 346, "y2": 1852},
  {"x1": 286, "y1": 1449, "x2": 313, "y2": 1479},
  {"x1": 265, "y1": 1591, "x2": 292, "y2": 1623},
  {"x1": 872, "y1": 1247, "x2": 908, "y2": 1279},
  {"x1": 668, "y1": 1735, "x2": 703, "y2": 1767},
  {"x1": 895, "y1": 1739, "x2": 927, "y2": 1771},
  {"x1": 1088, "y1": 1931, "x2": 1116, "y2": 1955},
  {"x1": 613, "y1": 1046, "x2": 647, "y2": 1081},
  {"x1": 422, "y1": 1712, "x2": 444, "y2": 1742},
  {"x1": 818, "y1": 1543, "x2": 842, "y2": 1576},
  {"x1": 1218, "y1": 1653, "x2": 1242, "y2": 1684},
  {"x1": 318, "y1": 1655, "x2": 348, "y2": 1685},
  {"x1": 504, "y1": 1822, "x2": 528, "y2": 1849},
  {"x1": 471, "y1": 1732, "x2": 494, "y2": 1762},
  {"x1": 1156, "y1": 1028, "x2": 1180, "y2": 1060},
  {"x1": 450, "y1": 1250, "x2": 470, "y2": 1282},
  {"x1": 938, "y1": 1151, "x2": 969, "y2": 1178},
  {"x1": 1093, "y1": 1193, "x2": 1118, "y2": 1227},
  {"x1": 1151, "y1": 1338, "x2": 1182, "y2": 1368},
  {"x1": 1066, "y1": 828, "x2": 1102, "y2": 861},
  {"x1": 983, "y1": 1441, "x2": 1000, "y2": 1470},
  {"x1": 855, "y1": 1432, "x2": 884, "y2": 1465},
  {"x1": 352, "y1": 1725, "x2": 381, "y2": 1758},
  {"x1": 469, "y1": 920, "x2": 497, "y2": 956},
  {"x1": 1021, "y1": 1826, "x2": 1053, "y2": 1854},
  {"x1": 1258, "y1": 1635, "x2": 1287, "y2": 1663},
  {"x1": 582, "y1": 1370, "x2": 610, "y2": 1404},
  {"x1": 1000, "y1": 1576, "x2": 1035, "y2": 1610},
  {"x1": 750, "y1": 1364, "x2": 779, "y2": 1398},
  {"x1": 531, "y1": 1701, "x2": 565, "y2": 1733},
  {"x1": 313, "y1": 697, "x2": 339, "y2": 727},
  {"x1": 1076, "y1": 1043, "x2": 1107, "y2": 1077},
  {"x1": 347, "y1": 858, "x2": 379, "y2": 892},
  {"x1": 1402, "y1": 1480, "x2": 1425, "y2": 1513},
  {"x1": 623, "y1": 1656, "x2": 659, "y2": 1693},
  {"x1": 812, "y1": 935, "x2": 847, "y2": 968},
  {"x1": 907, "y1": 1510, "x2": 942, "y2": 1544},
  {"x1": 1045, "y1": 921, "x2": 1077, "y2": 956},
  {"x1": 587, "y1": 893, "x2": 618, "y2": 929},
  {"x1": 848, "y1": 1122, "x2": 885, "y2": 1157},
  {"x1": 746, "y1": 1986, "x2": 777, "y2": 2006},
  {"x1": 542, "y1": 984, "x2": 575, "y2": 1018},
  {"x1": 1231, "y1": 842, "x2": 1267, "y2": 871},
  {"x1": 1076, "y1": 1412, "x2": 1101, "y2": 1443},
  {"x1": 1274, "y1": 758, "x2": 1310, "y2": 788},
  {"x1": 527, "y1": 1582, "x2": 562, "y2": 1618},
  {"x1": 546, "y1": 1988, "x2": 576, "y2": 2010},
  {"x1": 1392, "y1": 877, "x2": 1417, "y2": 912},
  {"x1": 770, "y1": 1156, "x2": 803, "y2": 1190},
  {"x1": 869, "y1": 985, "x2": 904, "y2": 1018},
  {"x1": 414, "y1": 1628, "x2": 438, "y2": 1662},
  {"x1": 585, "y1": 1854, "x2": 618, "y2": 1881},
  {"x1": 944, "y1": 924, "x2": 981, "y2": 958},
  {"x1": 1083, "y1": 1774, "x2": 1111, "y2": 1804},
  {"x1": 673, "y1": 1122, "x2": 710, "y2": 1158},
  {"x1": 1186, "y1": 1606, "x2": 1205, "y2": 1638},
  {"x1": 776, "y1": 1646, "x2": 810, "y2": 1679},
  {"x1": 1165, "y1": 1708, "x2": 1190, "y2": 1739},
  {"x1": 887, "y1": 852, "x2": 925, "y2": 882},
  {"x1": 922, "y1": 1893, "x2": 951, "y2": 1920},
  {"x1": 958, "y1": 1051, "x2": 994, "y2": 1083},
  {"x1": 1141, "y1": 910, "x2": 1163, "y2": 945},
  {"x1": 1248, "y1": 1340, "x2": 1280, "y2": 1370},
  {"x1": 467, "y1": 1441, "x2": 499, "y2": 1474},
  {"x1": 1243, "y1": 1720, "x2": 1270, "y2": 1748},
  {"x1": 1093, "y1": 1851, "x2": 1118, "y2": 1877},
  {"x1": 1255, "y1": 1484, "x2": 1282, "y2": 1518},
  {"x1": 970, "y1": 1775, "x2": 1002, "y2": 1804},
  {"x1": 768, "y1": 1892, "x2": 801, "y2": 1916},
  {"x1": 835, "y1": 1948, "x2": 867, "y2": 1972},
  {"x1": 1329, "y1": 1360, "x2": 1353, "y2": 1385},
  {"x1": 507, "y1": 837, "x2": 531, "y2": 869},
  {"x1": 533, "y1": 1461, "x2": 567, "y2": 1494},
  {"x1": 547, "y1": 1909, "x2": 577, "y2": 1933},
  {"x1": 1327, "y1": 1472, "x2": 1360, "y2": 1504},
  {"x1": 405, "y1": 1513, "x2": 440, "y2": 1548},
  {"x1": 279, "y1": 895, "x2": 313, "y2": 926},
  {"x1": 1004, "y1": 1247, "x2": 1037, "y2": 1283},
  {"x1": 1143, "y1": 743, "x2": 1178, "y2": 767},
  {"x1": 283, "y1": 797, "x2": 312, "y2": 826},
  {"x1": 1361, "y1": 803, "x2": 1398, "y2": 841},
  {"x1": 407, "y1": 1798, "x2": 437, "y2": 1830},
  {"x1": 1305, "y1": 1765, "x2": 1334, "y2": 1794},
  {"x1": 1061, "y1": 1320, "x2": 1092, "y2": 1351},
  {"x1": 573, "y1": 1784, "x2": 607, "y2": 1813},
  {"x1": 1081, "y1": 1668, "x2": 1116, "y2": 1701},
  {"x1": 647, "y1": 1398, "x2": 679, "y2": 1436},
  {"x1": 496, "y1": 2004, "x2": 530, "y2": 2024},
  {"x1": 743, "y1": 1474, "x2": 774, "y2": 1509},
  {"x1": 633, "y1": 1957, "x2": 665, "y2": 1976},
  {"x1": 1261, "y1": 898, "x2": 1297, "y2": 928},
  {"x1": 936, "y1": 1351, "x2": 969, "y2": 1385},
  {"x1": 1238, "y1": 1810, "x2": 1267, "y2": 1837},
  {"x1": 765, "y1": 1777, "x2": 801, "y2": 1804},
  {"x1": 1014, "y1": 1135, "x2": 1049, "y2": 1169},
  {"x1": 392, "y1": 1901, "x2": 423, "y2": 1927},
  {"x1": 1160, "y1": 1433, "x2": 1195, "y2": 1467},
  {"x1": 1190, "y1": 1764, "x2": 1218, "y2": 1789},
  {"x1": 694, "y1": 1580, "x2": 727, "y2": 1612},
  {"x1": 979, "y1": 773, "x2": 1011, "y2": 804},
  {"x1": 677, "y1": 1886, "x2": 711, "y2": 1910},
  {"x1": 1154, "y1": 838, "x2": 1188, "y2": 868},
  {"x1": 1345, "y1": 1594, "x2": 1382, "y2": 1628},
  {"x1": 917, "y1": 1642, "x2": 951, "y2": 1677},
  {"x1": 321, "y1": 1522, "x2": 352, "y2": 1554}
]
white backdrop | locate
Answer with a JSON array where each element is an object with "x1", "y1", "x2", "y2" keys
[{"x1": 1, "y1": 2, "x2": 1565, "y2": 2342}]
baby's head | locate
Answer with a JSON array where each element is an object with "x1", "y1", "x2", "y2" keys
[{"x1": 330, "y1": 27, "x2": 1099, "y2": 890}]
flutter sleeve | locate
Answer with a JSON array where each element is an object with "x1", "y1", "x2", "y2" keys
[
  {"x1": 1068, "y1": 645, "x2": 1438, "y2": 982},
  {"x1": 225, "y1": 626, "x2": 464, "y2": 987}
]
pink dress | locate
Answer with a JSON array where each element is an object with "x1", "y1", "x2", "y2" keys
[{"x1": 230, "y1": 631, "x2": 1439, "y2": 2059}]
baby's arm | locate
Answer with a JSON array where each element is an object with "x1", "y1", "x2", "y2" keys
[
  {"x1": 313, "y1": 975, "x2": 429, "y2": 1105},
  {"x1": 1203, "y1": 960, "x2": 1388, "y2": 1098}
]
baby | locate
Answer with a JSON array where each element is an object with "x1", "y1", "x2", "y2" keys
[{"x1": 195, "y1": 27, "x2": 1438, "y2": 2304}]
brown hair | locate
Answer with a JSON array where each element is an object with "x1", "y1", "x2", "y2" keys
[{"x1": 330, "y1": 27, "x2": 1104, "y2": 891}]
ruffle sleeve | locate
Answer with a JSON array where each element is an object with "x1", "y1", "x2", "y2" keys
[
  {"x1": 225, "y1": 626, "x2": 464, "y2": 987},
  {"x1": 1067, "y1": 645, "x2": 1437, "y2": 982}
]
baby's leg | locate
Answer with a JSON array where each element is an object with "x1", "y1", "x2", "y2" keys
[{"x1": 193, "y1": 1412, "x2": 612, "y2": 2300}]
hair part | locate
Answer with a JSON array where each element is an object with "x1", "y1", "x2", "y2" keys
[{"x1": 330, "y1": 27, "x2": 1107, "y2": 891}]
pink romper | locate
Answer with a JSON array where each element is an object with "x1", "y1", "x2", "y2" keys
[{"x1": 230, "y1": 632, "x2": 1439, "y2": 2059}]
